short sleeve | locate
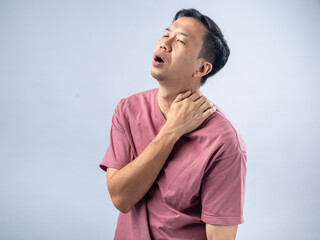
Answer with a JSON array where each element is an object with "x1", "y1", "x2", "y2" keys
[
  {"x1": 201, "y1": 150, "x2": 247, "y2": 225},
  {"x1": 99, "y1": 100, "x2": 133, "y2": 172}
]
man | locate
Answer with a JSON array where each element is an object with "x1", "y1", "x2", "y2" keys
[{"x1": 100, "y1": 8, "x2": 247, "y2": 240}]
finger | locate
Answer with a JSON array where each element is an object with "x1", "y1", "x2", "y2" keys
[
  {"x1": 194, "y1": 96, "x2": 207, "y2": 110},
  {"x1": 189, "y1": 95, "x2": 207, "y2": 113},
  {"x1": 186, "y1": 91, "x2": 203, "y2": 102},
  {"x1": 197, "y1": 100, "x2": 213, "y2": 114},
  {"x1": 174, "y1": 90, "x2": 192, "y2": 102},
  {"x1": 201, "y1": 106, "x2": 216, "y2": 119}
]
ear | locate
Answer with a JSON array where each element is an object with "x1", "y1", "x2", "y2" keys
[{"x1": 193, "y1": 61, "x2": 212, "y2": 78}]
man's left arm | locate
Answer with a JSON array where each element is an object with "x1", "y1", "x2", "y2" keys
[
  {"x1": 201, "y1": 147, "x2": 246, "y2": 239},
  {"x1": 206, "y1": 224, "x2": 238, "y2": 240}
]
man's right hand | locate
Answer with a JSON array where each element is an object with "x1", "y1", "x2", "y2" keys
[
  {"x1": 106, "y1": 91, "x2": 216, "y2": 213},
  {"x1": 164, "y1": 90, "x2": 216, "y2": 137}
]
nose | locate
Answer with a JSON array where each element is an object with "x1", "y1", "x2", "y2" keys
[{"x1": 160, "y1": 38, "x2": 172, "y2": 52}]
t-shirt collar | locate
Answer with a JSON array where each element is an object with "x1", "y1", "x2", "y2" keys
[{"x1": 153, "y1": 88, "x2": 167, "y2": 128}]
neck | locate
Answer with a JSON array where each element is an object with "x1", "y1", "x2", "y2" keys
[{"x1": 157, "y1": 82, "x2": 200, "y2": 119}]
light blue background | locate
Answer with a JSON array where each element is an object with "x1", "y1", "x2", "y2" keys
[{"x1": 1, "y1": 0, "x2": 319, "y2": 239}]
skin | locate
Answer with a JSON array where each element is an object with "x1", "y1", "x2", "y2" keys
[
  {"x1": 107, "y1": 17, "x2": 238, "y2": 240},
  {"x1": 151, "y1": 16, "x2": 212, "y2": 116}
]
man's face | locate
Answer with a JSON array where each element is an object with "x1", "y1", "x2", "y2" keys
[{"x1": 151, "y1": 17, "x2": 208, "y2": 87}]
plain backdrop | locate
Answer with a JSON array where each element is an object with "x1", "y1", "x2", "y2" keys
[{"x1": 1, "y1": 0, "x2": 320, "y2": 239}]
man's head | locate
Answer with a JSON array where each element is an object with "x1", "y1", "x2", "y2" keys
[{"x1": 151, "y1": 8, "x2": 230, "y2": 87}]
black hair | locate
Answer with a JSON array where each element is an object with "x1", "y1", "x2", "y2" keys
[{"x1": 173, "y1": 8, "x2": 230, "y2": 85}]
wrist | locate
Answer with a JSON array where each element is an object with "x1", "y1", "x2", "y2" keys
[{"x1": 159, "y1": 123, "x2": 182, "y2": 143}]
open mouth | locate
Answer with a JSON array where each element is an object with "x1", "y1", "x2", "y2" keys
[{"x1": 155, "y1": 55, "x2": 164, "y2": 63}]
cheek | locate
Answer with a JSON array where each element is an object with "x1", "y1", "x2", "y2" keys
[{"x1": 175, "y1": 52, "x2": 198, "y2": 71}]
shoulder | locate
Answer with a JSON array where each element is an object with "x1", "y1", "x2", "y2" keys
[
  {"x1": 113, "y1": 88, "x2": 156, "y2": 124},
  {"x1": 116, "y1": 88, "x2": 156, "y2": 112},
  {"x1": 191, "y1": 104, "x2": 246, "y2": 158}
]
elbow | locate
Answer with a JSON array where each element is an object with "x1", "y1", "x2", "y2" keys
[
  {"x1": 118, "y1": 207, "x2": 132, "y2": 214},
  {"x1": 115, "y1": 203, "x2": 132, "y2": 214},
  {"x1": 111, "y1": 196, "x2": 132, "y2": 213},
  {"x1": 107, "y1": 176, "x2": 133, "y2": 213}
]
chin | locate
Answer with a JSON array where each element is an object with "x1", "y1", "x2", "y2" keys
[{"x1": 151, "y1": 70, "x2": 166, "y2": 81}]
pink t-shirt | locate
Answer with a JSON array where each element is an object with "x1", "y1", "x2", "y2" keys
[{"x1": 100, "y1": 88, "x2": 247, "y2": 240}]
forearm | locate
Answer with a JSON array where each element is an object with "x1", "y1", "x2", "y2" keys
[
  {"x1": 107, "y1": 91, "x2": 214, "y2": 213},
  {"x1": 206, "y1": 224, "x2": 238, "y2": 240},
  {"x1": 107, "y1": 124, "x2": 180, "y2": 213}
]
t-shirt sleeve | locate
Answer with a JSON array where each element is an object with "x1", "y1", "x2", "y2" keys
[
  {"x1": 201, "y1": 150, "x2": 247, "y2": 225},
  {"x1": 99, "y1": 100, "x2": 133, "y2": 172}
]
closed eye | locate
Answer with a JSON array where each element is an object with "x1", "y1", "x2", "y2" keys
[{"x1": 178, "y1": 39, "x2": 186, "y2": 45}]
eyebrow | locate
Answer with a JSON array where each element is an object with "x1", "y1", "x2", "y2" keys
[{"x1": 165, "y1": 27, "x2": 189, "y2": 37}]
